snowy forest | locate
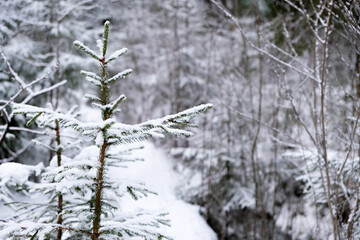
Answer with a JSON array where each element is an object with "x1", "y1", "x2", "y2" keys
[{"x1": 0, "y1": 0, "x2": 359, "y2": 239}]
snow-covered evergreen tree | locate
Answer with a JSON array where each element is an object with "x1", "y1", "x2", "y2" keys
[{"x1": 0, "y1": 20, "x2": 212, "y2": 239}]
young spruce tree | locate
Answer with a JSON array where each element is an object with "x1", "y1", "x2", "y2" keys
[{"x1": 0, "y1": 21, "x2": 212, "y2": 239}]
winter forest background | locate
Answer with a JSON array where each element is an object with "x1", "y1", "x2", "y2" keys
[{"x1": 0, "y1": 0, "x2": 360, "y2": 239}]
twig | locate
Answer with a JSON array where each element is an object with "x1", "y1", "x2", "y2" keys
[
  {"x1": 0, "y1": 110, "x2": 10, "y2": 145},
  {"x1": 209, "y1": 0, "x2": 319, "y2": 83},
  {"x1": 0, "y1": 142, "x2": 31, "y2": 163},
  {"x1": 0, "y1": 49, "x2": 57, "y2": 112}
]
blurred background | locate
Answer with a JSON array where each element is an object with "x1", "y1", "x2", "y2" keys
[{"x1": 1, "y1": 0, "x2": 360, "y2": 239}]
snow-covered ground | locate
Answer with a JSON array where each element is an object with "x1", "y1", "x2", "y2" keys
[{"x1": 110, "y1": 141, "x2": 217, "y2": 240}]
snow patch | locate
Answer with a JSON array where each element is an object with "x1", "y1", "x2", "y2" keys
[{"x1": 109, "y1": 142, "x2": 217, "y2": 240}]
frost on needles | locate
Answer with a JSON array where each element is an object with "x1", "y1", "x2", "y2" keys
[{"x1": 0, "y1": 21, "x2": 212, "y2": 240}]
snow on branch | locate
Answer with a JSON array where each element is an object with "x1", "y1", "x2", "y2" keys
[
  {"x1": 106, "y1": 48, "x2": 128, "y2": 64},
  {"x1": 0, "y1": 162, "x2": 43, "y2": 203},
  {"x1": 1, "y1": 52, "x2": 25, "y2": 88},
  {"x1": 102, "y1": 20, "x2": 110, "y2": 57},
  {"x1": 85, "y1": 93, "x2": 101, "y2": 103},
  {"x1": 13, "y1": 104, "x2": 82, "y2": 130},
  {"x1": 21, "y1": 80, "x2": 67, "y2": 105},
  {"x1": 107, "y1": 69, "x2": 133, "y2": 84},
  {"x1": 106, "y1": 103, "x2": 213, "y2": 144},
  {"x1": 74, "y1": 40, "x2": 101, "y2": 61},
  {"x1": 0, "y1": 50, "x2": 57, "y2": 112},
  {"x1": 101, "y1": 211, "x2": 172, "y2": 240},
  {"x1": 80, "y1": 70, "x2": 101, "y2": 81},
  {"x1": 81, "y1": 70, "x2": 102, "y2": 86},
  {"x1": 0, "y1": 221, "x2": 91, "y2": 240},
  {"x1": 91, "y1": 94, "x2": 126, "y2": 114}
]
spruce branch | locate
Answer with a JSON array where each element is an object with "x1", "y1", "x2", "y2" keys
[
  {"x1": 80, "y1": 70, "x2": 102, "y2": 81},
  {"x1": 26, "y1": 113, "x2": 42, "y2": 127},
  {"x1": 102, "y1": 21, "x2": 110, "y2": 57},
  {"x1": 85, "y1": 94, "x2": 101, "y2": 103},
  {"x1": 107, "y1": 69, "x2": 133, "y2": 84},
  {"x1": 74, "y1": 40, "x2": 101, "y2": 61},
  {"x1": 106, "y1": 48, "x2": 128, "y2": 64}
]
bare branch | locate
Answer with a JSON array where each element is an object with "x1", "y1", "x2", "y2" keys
[
  {"x1": 0, "y1": 49, "x2": 58, "y2": 112},
  {"x1": 210, "y1": 0, "x2": 319, "y2": 83},
  {"x1": 58, "y1": 0, "x2": 96, "y2": 23},
  {"x1": 0, "y1": 143, "x2": 31, "y2": 163},
  {"x1": 0, "y1": 109, "x2": 10, "y2": 145}
]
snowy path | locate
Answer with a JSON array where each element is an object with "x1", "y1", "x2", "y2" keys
[{"x1": 109, "y1": 142, "x2": 217, "y2": 240}]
